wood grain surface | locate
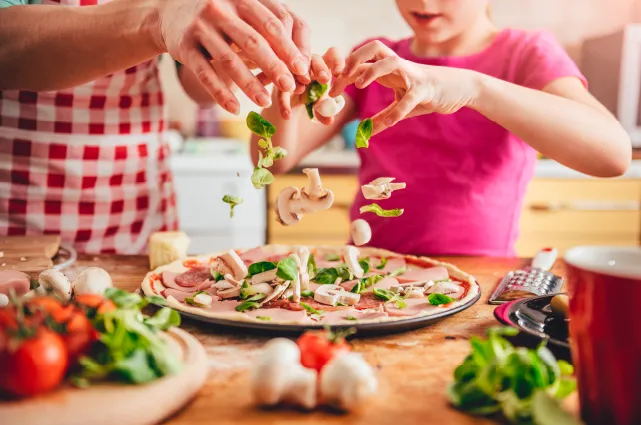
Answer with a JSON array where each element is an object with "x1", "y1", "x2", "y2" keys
[
  {"x1": 0, "y1": 236, "x2": 60, "y2": 277},
  {"x1": 58, "y1": 254, "x2": 579, "y2": 425}
]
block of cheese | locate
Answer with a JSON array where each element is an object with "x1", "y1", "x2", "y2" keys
[{"x1": 148, "y1": 231, "x2": 191, "y2": 270}]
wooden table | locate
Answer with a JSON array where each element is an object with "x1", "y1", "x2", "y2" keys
[{"x1": 67, "y1": 255, "x2": 577, "y2": 425}]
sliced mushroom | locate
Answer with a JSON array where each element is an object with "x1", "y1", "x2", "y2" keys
[
  {"x1": 427, "y1": 281, "x2": 461, "y2": 295},
  {"x1": 223, "y1": 274, "x2": 243, "y2": 287},
  {"x1": 314, "y1": 284, "x2": 360, "y2": 307},
  {"x1": 391, "y1": 285, "x2": 425, "y2": 298},
  {"x1": 259, "y1": 283, "x2": 288, "y2": 306},
  {"x1": 316, "y1": 95, "x2": 346, "y2": 118},
  {"x1": 72, "y1": 267, "x2": 113, "y2": 296},
  {"x1": 213, "y1": 280, "x2": 235, "y2": 290},
  {"x1": 218, "y1": 286, "x2": 242, "y2": 299},
  {"x1": 297, "y1": 246, "x2": 310, "y2": 290},
  {"x1": 215, "y1": 250, "x2": 248, "y2": 281},
  {"x1": 275, "y1": 169, "x2": 335, "y2": 226},
  {"x1": 343, "y1": 246, "x2": 364, "y2": 279},
  {"x1": 350, "y1": 219, "x2": 372, "y2": 247},
  {"x1": 361, "y1": 177, "x2": 406, "y2": 200},
  {"x1": 289, "y1": 254, "x2": 302, "y2": 303},
  {"x1": 250, "y1": 269, "x2": 278, "y2": 285},
  {"x1": 27, "y1": 269, "x2": 72, "y2": 301},
  {"x1": 193, "y1": 292, "x2": 213, "y2": 306}
]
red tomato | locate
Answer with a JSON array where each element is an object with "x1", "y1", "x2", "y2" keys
[
  {"x1": 74, "y1": 294, "x2": 116, "y2": 315},
  {"x1": 0, "y1": 329, "x2": 68, "y2": 397},
  {"x1": 62, "y1": 310, "x2": 98, "y2": 362},
  {"x1": 26, "y1": 297, "x2": 74, "y2": 324},
  {"x1": 296, "y1": 330, "x2": 351, "y2": 372}
]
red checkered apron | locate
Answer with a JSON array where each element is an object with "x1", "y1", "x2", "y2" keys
[{"x1": 0, "y1": 0, "x2": 179, "y2": 254}]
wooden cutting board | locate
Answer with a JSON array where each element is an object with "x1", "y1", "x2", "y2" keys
[
  {"x1": 0, "y1": 235, "x2": 61, "y2": 277},
  {"x1": 0, "y1": 328, "x2": 208, "y2": 425}
]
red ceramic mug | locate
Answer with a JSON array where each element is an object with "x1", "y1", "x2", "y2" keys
[{"x1": 565, "y1": 246, "x2": 641, "y2": 425}]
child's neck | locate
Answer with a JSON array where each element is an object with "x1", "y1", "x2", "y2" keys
[{"x1": 410, "y1": 15, "x2": 498, "y2": 58}]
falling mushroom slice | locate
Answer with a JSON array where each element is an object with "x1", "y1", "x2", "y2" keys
[
  {"x1": 350, "y1": 219, "x2": 372, "y2": 246},
  {"x1": 343, "y1": 246, "x2": 365, "y2": 279},
  {"x1": 275, "y1": 168, "x2": 335, "y2": 226},
  {"x1": 215, "y1": 250, "x2": 249, "y2": 281},
  {"x1": 361, "y1": 177, "x2": 406, "y2": 200}
]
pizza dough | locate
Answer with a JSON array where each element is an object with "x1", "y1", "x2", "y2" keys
[{"x1": 141, "y1": 245, "x2": 480, "y2": 326}]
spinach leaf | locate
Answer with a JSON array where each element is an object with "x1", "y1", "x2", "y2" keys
[
  {"x1": 428, "y1": 293, "x2": 454, "y2": 306},
  {"x1": 355, "y1": 118, "x2": 373, "y2": 148},
  {"x1": 276, "y1": 257, "x2": 298, "y2": 281},
  {"x1": 246, "y1": 111, "x2": 276, "y2": 139},
  {"x1": 248, "y1": 261, "x2": 277, "y2": 277},
  {"x1": 251, "y1": 167, "x2": 274, "y2": 189},
  {"x1": 222, "y1": 195, "x2": 243, "y2": 218},
  {"x1": 376, "y1": 257, "x2": 388, "y2": 270},
  {"x1": 359, "y1": 258, "x2": 370, "y2": 274},
  {"x1": 300, "y1": 302, "x2": 324, "y2": 316},
  {"x1": 304, "y1": 81, "x2": 329, "y2": 119}
]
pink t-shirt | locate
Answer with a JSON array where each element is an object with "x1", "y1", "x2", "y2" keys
[{"x1": 345, "y1": 29, "x2": 586, "y2": 257}]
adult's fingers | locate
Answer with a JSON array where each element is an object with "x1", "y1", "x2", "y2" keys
[
  {"x1": 323, "y1": 47, "x2": 345, "y2": 77},
  {"x1": 310, "y1": 54, "x2": 331, "y2": 84},
  {"x1": 284, "y1": 5, "x2": 311, "y2": 84},
  {"x1": 330, "y1": 40, "x2": 396, "y2": 96},
  {"x1": 198, "y1": 26, "x2": 272, "y2": 107},
  {"x1": 235, "y1": 0, "x2": 309, "y2": 77},
  {"x1": 213, "y1": 12, "x2": 296, "y2": 93},
  {"x1": 184, "y1": 50, "x2": 239, "y2": 114}
]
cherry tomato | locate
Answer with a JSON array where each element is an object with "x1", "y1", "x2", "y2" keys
[
  {"x1": 74, "y1": 294, "x2": 116, "y2": 315},
  {"x1": 62, "y1": 310, "x2": 97, "y2": 362},
  {"x1": 296, "y1": 330, "x2": 351, "y2": 372},
  {"x1": 0, "y1": 329, "x2": 68, "y2": 397},
  {"x1": 26, "y1": 297, "x2": 74, "y2": 323}
]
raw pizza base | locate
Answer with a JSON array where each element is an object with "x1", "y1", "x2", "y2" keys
[{"x1": 141, "y1": 245, "x2": 481, "y2": 325}]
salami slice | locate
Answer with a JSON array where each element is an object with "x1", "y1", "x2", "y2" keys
[
  {"x1": 354, "y1": 293, "x2": 383, "y2": 310},
  {"x1": 175, "y1": 268, "x2": 212, "y2": 287}
]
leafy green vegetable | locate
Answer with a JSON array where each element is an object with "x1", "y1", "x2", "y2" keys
[
  {"x1": 395, "y1": 299, "x2": 407, "y2": 309},
  {"x1": 248, "y1": 261, "x2": 277, "y2": 277},
  {"x1": 184, "y1": 290, "x2": 211, "y2": 307},
  {"x1": 74, "y1": 289, "x2": 182, "y2": 385},
  {"x1": 251, "y1": 167, "x2": 274, "y2": 189},
  {"x1": 389, "y1": 267, "x2": 407, "y2": 277},
  {"x1": 301, "y1": 302, "x2": 324, "y2": 316},
  {"x1": 325, "y1": 253, "x2": 341, "y2": 261},
  {"x1": 247, "y1": 111, "x2": 276, "y2": 139},
  {"x1": 448, "y1": 327, "x2": 577, "y2": 425},
  {"x1": 304, "y1": 81, "x2": 329, "y2": 119},
  {"x1": 301, "y1": 290, "x2": 314, "y2": 298},
  {"x1": 222, "y1": 195, "x2": 243, "y2": 218},
  {"x1": 210, "y1": 269, "x2": 224, "y2": 282},
  {"x1": 256, "y1": 316, "x2": 271, "y2": 321},
  {"x1": 276, "y1": 257, "x2": 298, "y2": 281},
  {"x1": 146, "y1": 295, "x2": 168, "y2": 306},
  {"x1": 346, "y1": 316, "x2": 358, "y2": 321},
  {"x1": 377, "y1": 257, "x2": 388, "y2": 270},
  {"x1": 373, "y1": 288, "x2": 396, "y2": 301},
  {"x1": 315, "y1": 266, "x2": 353, "y2": 285},
  {"x1": 360, "y1": 203, "x2": 404, "y2": 217},
  {"x1": 235, "y1": 293, "x2": 267, "y2": 312},
  {"x1": 428, "y1": 293, "x2": 454, "y2": 306},
  {"x1": 355, "y1": 118, "x2": 373, "y2": 148},
  {"x1": 307, "y1": 253, "x2": 317, "y2": 279},
  {"x1": 351, "y1": 274, "x2": 384, "y2": 294},
  {"x1": 359, "y1": 258, "x2": 370, "y2": 274}
]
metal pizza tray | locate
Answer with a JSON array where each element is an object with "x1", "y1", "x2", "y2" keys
[{"x1": 174, "y1": 289, "x2": 481, "y2": 337}]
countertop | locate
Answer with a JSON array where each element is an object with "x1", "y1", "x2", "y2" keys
[
  {"x1": 67, "y1": 255, "x2": 579, "y2": 425},
  {"x1": 297, "y1": 149, "x2": 641, "y2": 179}
]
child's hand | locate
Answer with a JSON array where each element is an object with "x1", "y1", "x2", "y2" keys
[
  {"x1": 271, "y1": 47, "x2": 345, "y2": 125},
  {"x1": 330, "y1": 41, "x2": 481, "y2": 135}
]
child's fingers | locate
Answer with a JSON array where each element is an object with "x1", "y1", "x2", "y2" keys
[
  {"x1": 378, "y1": 89, "x2": 424, "y2": 131},
  {"x1": 323, "y1": 47, "x2": 345, "y2": 77},
  {"x1": 354, "y1": 56, "x2": 401, "y2": 89},
  {"x1": 330, "y1": 63, "x2": 368, "y2": 97},
  {"x1": 310, "y1": 54, "x2": 331, "y2": 84},
  {"x1": 330, "y1": 40, "x2": 396, "y2": 97}
]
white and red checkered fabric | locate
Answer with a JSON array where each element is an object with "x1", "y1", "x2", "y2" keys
[{"x1": 0, "y1": 0, "x2": 178, "y2": 254}]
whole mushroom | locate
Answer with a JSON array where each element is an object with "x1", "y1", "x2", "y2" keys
[
  {"x1": 350, "y1": 219, "x2": 372, "y2": 247},
  {"x1": 72, "y1": 267, "x2": 113, "y2": 296},
  {"x1": 319, "y1": 352, "x2": 378, "y2": 411},
  {"x1": 275, "y1": 168, "x2": 335, "y2": 226},
  {"x1": 316, "y1": 95, "x2": 346, "y2": 118},
  {"x1": 25, "y1": 269, "x2": 72, "y2": 301}
]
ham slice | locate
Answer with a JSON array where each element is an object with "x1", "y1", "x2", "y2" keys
[
  {"x1": 245, "y1": 308, "x2": 310, "y2": 322},
  {"x1": 384, "y1": 298, "x2": 440, "y2": 317},
  {"x1": 340, "y1": 280, "x2": 359, "y2": 292},
  {"x1": 320, "y1": 308, "x2": 388, "y2": 324},
  {"x1": 396, "y1": 266, "x2": 448, "y2": 283},
  {"x1": 373, "y1": 256, "x2": 407, "y2": 275},
  {"x1": 371, "y1": 277, "x2": 398, "y2": 290},
  {"x1": 315, "y1": 260, "x2": 343, "y2": 269},
  {"x1": 240, "y1": 247, "x2": 270, "y2": 265},
  {"x1": 162, "y1": 288, "x2": 221, "y2": 303},
  {"x1": 0, "y1": 270, "x2": 31, "y2": 297},
  {"x1": 162, "y1": 270, "x2": 212, "y2": 292}
]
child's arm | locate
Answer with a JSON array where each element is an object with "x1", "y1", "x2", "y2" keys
[
  {"x1": 250, "y1": 48, "x2": 358, "y2": 173},
  {"x1": 331, "y1": 41, "x2": 631, "y2": 178}
]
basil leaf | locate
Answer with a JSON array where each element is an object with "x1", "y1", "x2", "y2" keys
[
  {"x1": 355, "y1": 118, "x2": 373, "y2": 148},
  {"x1": 428, "y1": 293, "x2": 454, "y2": 306},
  {"x1": 307, "y1": 253, "x2": 317, "y2": 278},
  {"x1": 301, "y1": 290, "x2": 314, "y2": 298},
  {"x1": 246, "y1": 111, "x2": 276, "y2": 139},
  {"x1": 376, "y1": 257, "x2": 388, "y2": 270},
  {"x1": 315, "y1": 268, "x2": 340, "y2": 284},
  {"x1": 144, "y1": 307, "x2": 181, "y2": 331},
  {"x1": 325, "y1": 253, "x2": 341, "y2": 261},
  {"x1": 359, "y1": 258, "x2": 370, "y2": 274},
  {"x1": 248, "y1": 261, "x2": 277, "y2": 277},
  {"x1": 251, "y1": 167, "x2": 274, "y2": 189},
  {"x1": 389, "y1": 267, "x2": 407, "y2": 277},
  {"x1": 222, "y1": 195, "x2": 243, "y2": 218},
  {"x1": 256, "y1": 316, "x2": 271, "y2": 321},
  {"x1": 301, "y1": 302, "x2": 324, "y2": 316},
  {"x1": 210, "y1": 269, "x2": 224, "y2": 282},
  {"x1": 235, "y1": 293, "x2": 265, "y2": 312},
  {"x1": 360, "y1": 203, "x2": 404, "y2": 217},
  {"x1": 275, "y1": 257, "x2": 298, "y2": 281},
  {"x1": 373, "y1": 288, "x2": 395, "y2": 301}
]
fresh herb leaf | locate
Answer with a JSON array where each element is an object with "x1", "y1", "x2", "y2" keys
[
  {"x1": 304, "y1": 81, "x2": 329, "y2": 119},
  {"x1": 360, "y1": 203, "x2": 404, "y2": 217},
  {"x1": 395, "y1": 299, "x2": 407, "y2": 309},
  {"x1": 355, "y1": 118, "x2": 373, "y2": 148},
  {"x1": 210, "y1": 269, "x2": 224, "y2": 282},
  {"x1": 359, "y1": 258, "x2": 370, "y2": 274},
  {"x1": 248, "y1": 261, "x2": 277, "y2": 277},
  {"x1": 301, "y1": 302, "x2": 324, "y2": 316},
  {"x1": 185, "y1": 290, "x2": 210, "y2": 307},
  {"x1": 276, "y1": 257, "x2": 298, "y2": 281},
  {"x1": 325, "y1": 253, "x2": 341, "y2": 261},
  {"x1": 301, "y1": 290, "x2": 314, "y2": 298},
  {"x1": 246, "y1": 111, "x2": 276, "y2": 139},
  {"x1": 147, "y1": 295, "x2": 168, "y2": 306},
  {"x1": 257, "y1": 138, "x2": 269, "y2": 149},
  {"x1": 389, "y1": 267, "x2": 407, "y2": 277},
  {"x1": 428, "y1": 293, "x2": 454, "y2": 306},
  {"x1": 222, "y1": 195, "x2": 243, "y2": 218},
  {"x1": 307, "y1": 253, "x2": 318, "y2": 279},
  {"x1": 29, "y1": 279, "x2": 39, "y2": 290},
  {"x1": 251, "y1": 167, "x2": 274, "y2": 189},
  {"x1": 315, "y1": 266, "x2": 353, "y2": 284},
  {"x1": 144, "y1": 307, "x2": 180, "y2": 330},
  {"x1": 104, "y1": 288, "x2": 146, "y2": 309},
  {"x1": 352, "y1": 274, "x2": 384, "y2": 294},
  {"x1": 376, "y1": 257, "x2": 388, "y2": 270},
  {"x1": 235, "y1": 293, "x2": 266, "y2": 312},
  {"x1": 272, "y1": 146, "x2": 287, "y2": 159},
  {"x1": 256, "y1": 316, "x2": 271, "y2": 321},
  {"x1": 346, "y1": 316, "x2": 358, "y2": 321},
  {"x1": 373, "y1": 288, "x2": 395, "y2": 301}
]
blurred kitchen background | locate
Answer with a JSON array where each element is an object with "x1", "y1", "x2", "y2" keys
[{"x1": 162, "y1": 0, "x2": 641, "y2": 255}]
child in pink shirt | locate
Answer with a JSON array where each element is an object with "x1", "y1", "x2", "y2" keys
[{"x1": 252, "y1": 0, "x2": 631, "y2": 256}]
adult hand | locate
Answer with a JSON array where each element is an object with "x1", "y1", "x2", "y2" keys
[
  {"x1": 330, "y1": 41, "x2": 481, "y2": 134},
  {"x1": 155, "y1": 0, "x2": 311, "y2": 114},
  {"x1": 273, "y1": 47, "x2": 345, "y2": 125}
]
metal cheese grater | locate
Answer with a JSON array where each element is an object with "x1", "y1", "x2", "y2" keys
[{"x1": 489, "y1": 248, "x2": 564, "y2": 305}]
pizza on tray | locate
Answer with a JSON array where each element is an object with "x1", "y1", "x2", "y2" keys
[{"x1": 141, "y1": 245, "x2": 480, "y2": 325}]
